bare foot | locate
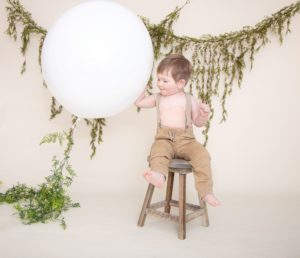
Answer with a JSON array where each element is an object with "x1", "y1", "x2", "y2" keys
[
  {"x1": 143, "y1": 170, "x2": 166, "y2": 188},
  {"x1": 202, "y1": 193, "x2": 221, "y2": 207}
]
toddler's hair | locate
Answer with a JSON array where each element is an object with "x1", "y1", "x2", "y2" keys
[{"x1": 157, "y1": 54, "x2": 192, "y2": 83}]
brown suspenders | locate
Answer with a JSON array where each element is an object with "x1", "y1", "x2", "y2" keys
[{"x1": 156, "y1": 93, "x2": 192, "y2": 129}]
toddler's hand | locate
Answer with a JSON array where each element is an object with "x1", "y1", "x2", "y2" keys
[{"x1": 199, "y1": 103, "x2": 210, "y2": 117}]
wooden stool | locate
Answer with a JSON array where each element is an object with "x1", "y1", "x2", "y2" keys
[{"x1": 137, "y1": 159, "x2": 209, "y2": 240}]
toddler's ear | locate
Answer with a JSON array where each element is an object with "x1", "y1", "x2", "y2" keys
[{"x1": 178, "y1": 79, "x2": 186, "y2": 89}]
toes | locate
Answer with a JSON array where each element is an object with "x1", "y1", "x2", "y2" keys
[
  {"x1": 143, "y1": 170, "x2": 151, "y2": 177},
  {"x1": 142, "y1": 171, "x2": 166, "y2": 188},
  {"x1": 204, "y1": 197, "x2": 221, "y2": 207}
]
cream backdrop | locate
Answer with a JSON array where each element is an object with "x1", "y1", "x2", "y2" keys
[{"x1": 0, "y1": 0, "x2": 300, "y2": 200}]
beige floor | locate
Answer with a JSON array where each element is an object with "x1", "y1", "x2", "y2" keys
[{"x1": 0, "y1": 192, "x2": 299, "y2": 258}]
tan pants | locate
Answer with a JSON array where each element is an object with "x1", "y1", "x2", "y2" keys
[{"x1": 149, "y1": 126, "x2": 213, "y2": 198}]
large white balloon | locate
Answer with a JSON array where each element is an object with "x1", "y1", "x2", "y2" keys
[{"x1": 41, "y1": 0, "x2": 153, "y2": 118}]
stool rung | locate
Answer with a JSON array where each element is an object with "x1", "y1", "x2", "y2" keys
[
  {"x1": 146, "y1": 208, "x2": 179, "y2": 223},
  {"x1": 149, "y1": 201, "x2": 166, "y2": 209},
  {"x1": 186, "y1": 209, "x2": 205, "y2": 222},
  {"x1": 169, "y1": 200, "x2": 201, "y2": 211},
  {"x1": 149, "y1": 200, "x2": 202, "y2": 212}
]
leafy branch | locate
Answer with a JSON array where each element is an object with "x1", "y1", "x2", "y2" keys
[
  {"x1": 0, "y1": 128, "x2": 79, "y2": 229},
  {"x1": 84, "y1": 118, "x2": 106, "y2": 159},
  {"x1": 5, "y1": 0, "x2": 47, "y2": 73}
]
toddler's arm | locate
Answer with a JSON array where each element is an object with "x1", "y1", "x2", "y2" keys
[
  {"x1": 191, "y1": 96, "x2": 210, "y2": 127},
  {"x1": 134, "y1": 89, "x2": 156, "y2": 108}
]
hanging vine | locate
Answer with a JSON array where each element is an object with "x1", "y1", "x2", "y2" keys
[
  {"x1": 141, "y1": 0, "x2": 300, "y2": 143},
  {"x1": 5, "y1": 0, "x2": 106, "y2": 157},
  {"x1": 5, "y1": 0, "x2": 300, "y2": 146}
]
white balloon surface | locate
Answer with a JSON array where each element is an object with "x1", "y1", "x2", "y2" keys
[{"x1": 41, "y1": 0, "x2": 153, "y2": 118}]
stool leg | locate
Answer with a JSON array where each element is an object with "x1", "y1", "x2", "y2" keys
[
  {"x1": 178, "y1": 174, "x2": 186, "y2": 240},
  {"x1": 137, "y1": 183, "x2": 155, "y2": 227},
  {"x1": 164, "y1": 172, "x2": 174, "y2": 214},
  {"x1": 198, "y1": 194, "x2": 209, "y2": 227}
]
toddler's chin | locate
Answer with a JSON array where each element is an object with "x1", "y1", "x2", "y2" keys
[{"x1": 160, "y1": 90, "x2": 173, "y2": 96}]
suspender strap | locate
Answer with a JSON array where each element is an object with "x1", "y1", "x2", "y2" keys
[
  {"x1": 156, "y1": 94, "x2": 161, "y2": 127},
  {"x1": 185, "y1": 93, "x2": 192, "y2": 129}
]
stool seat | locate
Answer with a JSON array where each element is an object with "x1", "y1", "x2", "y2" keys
[
  {"x1": 169, "y1": 159, "x2": 192, "y2": 170},
  {"x1": 137, "y1": 158, "x2": 209, "y2": 240}
]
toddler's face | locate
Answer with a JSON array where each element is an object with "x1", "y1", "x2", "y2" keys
[{"x1": 157, "y1": 70, "x2": 183, "y2": 96}]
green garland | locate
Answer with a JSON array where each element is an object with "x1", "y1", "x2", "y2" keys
[
  {"x1": 142, "y1": 0, "x2": 300, "y2": 142},
  {"x1": 5, "y1": 0, "x2": 106, "y2": 158},
  {"x1": 5, "y1": 0, "x2": 300, "y2": 146},
  {"x1": 0, "y1": 128, "x2": 79, "y2": 229}
]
